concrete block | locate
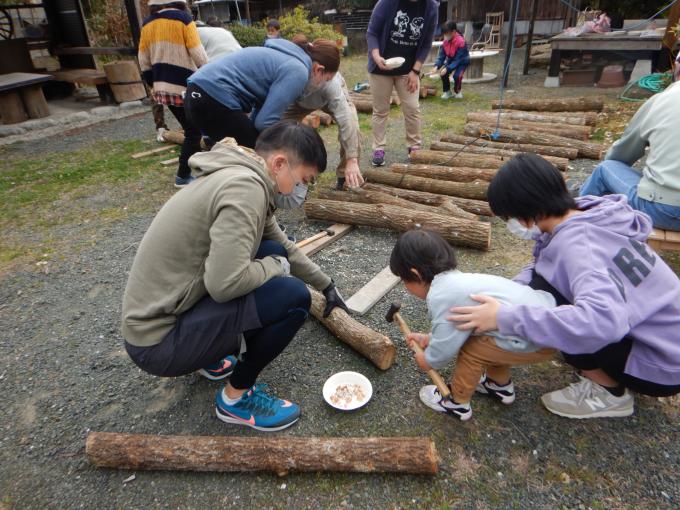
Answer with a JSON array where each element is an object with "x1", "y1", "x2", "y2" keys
[
  {"x1": 91, "y1": 106, "x2": 119, "y2": 116},
  {"x1": 20, "y1": 118, "x2": 59, "y2": 131},
  {"x1": 60, "y1": 111, "x2": 91, "y2": 125},
  {"x1": 629, "y1": 59, "x2": 652, "y2": 85},
  {"x1": 0, "y1": 125, "x2": 26, "y2": 137},
  {"x1": 119, "y1": 100, "x2": 143, "y2": 109}
]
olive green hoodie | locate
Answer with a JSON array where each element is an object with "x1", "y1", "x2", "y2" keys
[{"x1": 121, "y1": 139, "x2": 331, "y2": 347}]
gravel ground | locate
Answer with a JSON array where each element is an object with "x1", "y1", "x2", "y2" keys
[{"x1": 1, "y1": 53, "x2": 678, "y2": 510}]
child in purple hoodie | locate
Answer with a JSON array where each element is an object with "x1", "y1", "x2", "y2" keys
[{"x1": 450, "y1": 154, "x2": 680, "y2": 419}]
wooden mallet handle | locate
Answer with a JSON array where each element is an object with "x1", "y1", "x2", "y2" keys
[
  {"x1": 393, "y1": 313, "x2": 452, "y2": 399},
  {"x1": 295, "y1": 229, "x2": 333, "y2": 249}
]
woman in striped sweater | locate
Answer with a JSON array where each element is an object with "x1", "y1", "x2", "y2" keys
[{"x1": 138, "y1": 0, "x2": 208, "y2": 187}]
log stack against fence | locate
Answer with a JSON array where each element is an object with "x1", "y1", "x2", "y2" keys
[
  {"x1": 439, "y1": 133, "x2": 578, "y2": 159},
  {"x1": 308, "y1": 287, "x2": 396, "y2": 370},
  {"x1": 304, "y1": 199, "x2": 491, "y2": 250},
  {"x1": 464, "y1": 124, "x2": 604, "y2": 160},
  {"x1": 469, "y1": 109, "x2": 597, "y2": 126},
  {"x1": 491, "y1": 97, "x2": 604, "y2": 112},
  {"x1": 86, "y1": 432, "x2": 439, "y2": 475},
  {"x1": 364, "y1": 168, "x2": 487, "y2": 200},
  {"x1": 429, "y1": 141, "x2": 570, "y2": 168},
  {"x1": 389, "y1": 163, "x2": 497, "y2": 182},
  {"x1": 363, "y1": 183, "x2": 492, "y2": 216}
]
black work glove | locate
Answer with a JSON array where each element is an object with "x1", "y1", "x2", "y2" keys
[{"x1": 322, "y1": 280, "x2": 349, "y2": 318}]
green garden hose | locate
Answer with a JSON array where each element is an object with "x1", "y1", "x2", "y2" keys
[{"x1": 620, "y1": 72, "x2": 673, "y2": 102}]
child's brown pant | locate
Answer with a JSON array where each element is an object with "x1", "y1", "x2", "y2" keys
[{"x1": 451, "y1": 335, "x2": 556, "y2": 403}]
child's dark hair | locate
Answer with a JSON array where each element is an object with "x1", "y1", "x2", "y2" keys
[
  {"x1": 390, "y1": 230, "x2": 457, "y2": 284},
  {"x1": 442, "y1": 20, "x2": 458, "y2": 33},
  {"x1": 267, "y1": 19, "x2": 281, "y2": 29},
  {"x1": 255, "y1": 120, "x2": 327, "y2": 173},
  {"x1": 487, "y1": 153, "x2": 577, "y2": 221}
]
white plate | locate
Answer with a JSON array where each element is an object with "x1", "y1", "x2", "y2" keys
[
  {"x1": 323, "y1": 371, "x2": 373, "y2": 411},
  {"x1": 384, "y1": 57, "x2": 405, "y2": 70}
]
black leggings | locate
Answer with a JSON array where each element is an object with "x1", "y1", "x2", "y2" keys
[
  {"x1": 441, "y1": 66, "x2": 466, "y2": 93},
  {"x1": 184, "y1": 83, "x2": 259, "y2": 149},
  {"x1": 125, "y1": 241, "x2": 310, "y2": 389},
  {"x1": 167, "y1": 104, "x2": 201, "y2": 179},
  {"x1": 528, "y1": 271, "x2": 680, "y2": 397}
]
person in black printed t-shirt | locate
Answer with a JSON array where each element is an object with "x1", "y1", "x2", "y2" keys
[{"x1": 366, "y1": 0, "x2": 438, "y2": 167}]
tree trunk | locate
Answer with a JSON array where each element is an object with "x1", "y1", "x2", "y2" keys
[
  {"x1": 86, "y1": 432, "x2": 439, "y2": 476},
  {"x1": 411, "y1": 148, "x2": 567, "y2": 171},
  {"x1": 429, "y1": 141, "x2": 569, "y2": 169},
  {"x1": 162, "y1": 129, "x2": 185, "y2": 145},
  {"x1": 317, "y1": 188, "x2": 478, "y2": 221},
  {"x1": 103, "y1": 61, "x2": 147, "y2": 103},
  {"x1": 351, "y1": 100, "x2": 373, "y2": 113},
  {"x1": 504, "y1": 109, "x2": 598, "y2": 125},
  {"x1": 364, "y1": 168, "x2": 487, "y2": 200},
  {"x1": 308, "y1": 287, "x2": 396, "y2": 370},
  {"x1": 304, "y1": 199, "x2": 491, "y2": 250},
  {"x1": 491, "y1": 97, "x2": 604, "y2": 112},
  {"x1": 439, "y1": 133, "x2": 578, "y2": 159},
  {"x1": 464, "y1": 124, "x2": 604, "y2": 160},
  {"x1": 467, "y1": 109, "x2": 596, "y2": 126},
  {"x1": 389, "y1": 163, "x2": 496, "y2": 182},
  {"x1": 465, "y1": 113, "x2": 593, "y2": 139},
  {"x1": 363, "y1": 183, "x2": 493, "y2": 216}
]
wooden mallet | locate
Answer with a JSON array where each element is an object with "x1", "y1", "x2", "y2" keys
[
  {"x1": 385, "y1": 302, "x2": 452, "y2": 400},
  {"x1": 295, "y1": 228, "x2": 335, "y2": 249}
]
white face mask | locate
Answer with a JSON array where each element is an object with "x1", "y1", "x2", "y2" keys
[
  {"x1": 276, "y1": 182, "x2": 308, "y2": 209},
  {"x1": 507, "y1": 218, "x2": 542, "y2": 240}
]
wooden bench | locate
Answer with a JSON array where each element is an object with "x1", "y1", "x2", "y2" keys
[
  {"x1": 0, "y1": 72, "x2": 52, "y2": 124},
  {"x1": 648, "y1": 228, "x2": 680, "y2": 252},
  {"x1": 51, "y1": 69, "x2": 115, "y2": 104}
]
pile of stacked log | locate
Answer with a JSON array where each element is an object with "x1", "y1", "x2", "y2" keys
[
  {"x1": 529, "y1": 42, "x2": 552, "y2": 68},
  {"x1": 348, "y1": 85, "x2": 437, "y2": 114}
]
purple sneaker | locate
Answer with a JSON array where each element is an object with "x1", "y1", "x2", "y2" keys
[{"x1": 371, "y1": 149, "x2": 385, "y2": 167}]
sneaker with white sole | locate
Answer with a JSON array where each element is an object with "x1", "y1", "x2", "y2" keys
[
  {"x1": 440, "y1": 91, "x2": 453, "y2": 99},
  {"x1": 476, "y1": 374, "x2": 515, "y2": 405},
  {"x1": 541, "y1": 375, "x2": 634, "y2": 419},
  {"x1": 215, "y1": 384, "x2": 300, "y2": 432},
  {"x1": 371, "y1": 149, "x2": 385, "y2": 167},
  {"x1": 156, "y1": 127, "x2": 167, "y2": 142},
  {"x1": 454, "y1": 91, "x2": 464, "y2": 99},
  {"x1": 419, "y1": 385, "x2": 472, "y2": 421},
  {"x1": 198, "y1": 355, "x2": 237, "y2": 381}
]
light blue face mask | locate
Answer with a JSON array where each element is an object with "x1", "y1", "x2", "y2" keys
[
  {"x1": 275, "y1": 182, "x2": 308, "y2": 209},
  {"x1": 507, "y1": 218, "x2": 542, "y2": 240}
]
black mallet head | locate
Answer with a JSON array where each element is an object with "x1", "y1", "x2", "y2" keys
[{"x1": 385, "y1": 302, "x2": 402, "y2": 323}]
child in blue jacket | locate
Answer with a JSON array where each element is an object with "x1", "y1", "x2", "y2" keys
[{"x1": 434, "y1": 21, "x2": 470, "y2": 99}]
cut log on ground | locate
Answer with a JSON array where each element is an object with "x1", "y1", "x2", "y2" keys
[
  {"x1": 364, "y1": 168, "x2": 487, "y2": 200},
  {"x1": 464, "y1": 124, "x2": 604, "y2": 160},
  {"x1": 439, "y1": 133, "x2": 578, "y2": 159},
  {"x1": 309, "y1": 287, "x2": 396, "y2": 370},
  {"x1": 390, "y1": 163, "x2": 496, "y2": 183},
  {"x1": 467, "y1": 109, "x2": 596, "y2": 126},
  {"x1": 430, "y1": 141, "x2": 569, "y2": 170},
  {"x1": 363, "y1": 183, "x2": 492, "y2": 216},
  {"x1": 304, "y1": 199, "x2": 491, "y2": 250},
  {"x1": 351, "y1": 100, "x2": 374, "y2": 113},
  {"x1": 317, "y1": 188, "x2": 478, "y2": 221},
  {"x1": 465, "y1": 113, "x2": 593, "y2": 139},
  {"x1": 491, "y1": 97, "x2": 604, "y2": 112},
  {"x1": 410, "y1": 148, "x2": 567, "y2": 171},
  {"x1": 86, "y1": 432, "x2": 438, "y2": 475},
  {"x1": 161, "y1": 129, "x2": 185, "y2": 145}
]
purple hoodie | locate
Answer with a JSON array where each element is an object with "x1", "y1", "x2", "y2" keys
[{"x1": 497, "y1": 195, "x2": 680, "y2": 385}]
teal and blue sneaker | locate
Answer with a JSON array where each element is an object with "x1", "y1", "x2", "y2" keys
[
  {"x1": 198, "y1": 355, "x2": 237, "y2": 381},
  {"x1": 215, "y1": 384, "x2": 300, "y2": 432}
]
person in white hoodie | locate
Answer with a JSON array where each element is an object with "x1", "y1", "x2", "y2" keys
[{"x1": 196, "y1": 17, "x2": 241, "y2": 61}]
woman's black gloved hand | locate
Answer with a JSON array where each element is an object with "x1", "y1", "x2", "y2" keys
[{"x1": 322, "y1": 280, "x2": 349, "y2": 318}]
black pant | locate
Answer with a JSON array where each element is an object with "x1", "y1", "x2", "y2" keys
[
  {"x1": 125, "y1": 241, "x2": 311, "y2": 389},
  {"x1": 528, "y1": 271, "x2": 680, "y2": 397},
  {"x1": 167, "y1": 104, "x2": 201, "y2": 179},
  {"x1": 441, "y1": 66, "x2": 466, "y2": 93},
  {"x1": 184, "y1": 83, "x2": 259, "y2": 149}
]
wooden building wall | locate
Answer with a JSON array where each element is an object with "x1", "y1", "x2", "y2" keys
[{"x1": 453, "y1": 0, "x2": 584, "y2": 21}]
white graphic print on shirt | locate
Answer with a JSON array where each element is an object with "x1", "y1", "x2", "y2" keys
[{"x1": 391, "y1": 11, "x2": 423, "y2": 46}]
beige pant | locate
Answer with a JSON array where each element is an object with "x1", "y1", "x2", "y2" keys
[
  {"x1": 281, "y1": 104, "x2": 356, "y2": 178},
  {"x1": 451, "y1": 335, "x2": 556, "y2": 404},
  {"x1": 368, "y1": 73, "x2": 421, "y2": 151}
]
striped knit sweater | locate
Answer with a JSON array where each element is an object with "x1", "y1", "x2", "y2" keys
[{"x1": 138, "y1": 8, "x2": 208, "y2": 100}]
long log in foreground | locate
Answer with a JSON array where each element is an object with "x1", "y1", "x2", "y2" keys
[
  {"x1": 86, "y1": 432, "x2": 438, "y2": 475},
  {"x1": 439, "y1": 133, "x2": 578, "y2": 159},
  {"x1": 308, "y1": 287, "x2": 396, "y2": 370},
  {"x1": 491, "y1": 97, "x2": 604, "y2": 112},
  {"x1": 390, "y1": 163, "x2": 496, "y2": 182},
  {"x1": 464, "y1": 123, "x2": 604, "y2": 160},
  {"x1": 363, "y1": 183, "x2": 493, "y2": 216},
  {"x1": 317, "y1": 188, "x2": 478, "y2": 221},
  {"x1": 364, "y1": 168, "x2": 487, "y2": 200},
  {"x1": 465, "y1": 113, "x2": 593, "y2": 139},
  {"x1": 305, "y1": 199, "x2": 491, "y2": 250},
  {"x1": 429, "y1": 141, "x2": 569, "y2": 169},
  {"x1": 468, "y1": 109, "x2": 597, "y2": 126}
]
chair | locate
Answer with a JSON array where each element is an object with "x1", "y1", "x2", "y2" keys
[
  {"x1": 485, "y1": 11, "x2": 504, "y2": 49},
  {"x1": 470, "y1": 23, "x2": 492, "y2": 51}
]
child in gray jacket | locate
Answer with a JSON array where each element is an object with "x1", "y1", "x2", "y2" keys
[{"x1": 389, "y1": 230, "x2": 556, "y2": 420}]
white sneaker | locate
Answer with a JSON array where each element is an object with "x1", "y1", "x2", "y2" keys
[
  {"x1": 476, "y1": 374, "x2": 515, "y2": 405},
  {"x1": 454, "y1": 91, "x2": 464, "y2": 99},
  {"x1": 156, "y1": 127, "x2": 167, "y2": 142},
  {"x1": 440, "y1": 91, "x2": 453, "y2": 100},
  {"x1": 418, "y1": 385, "x2": 472, "y2": 421},
  {"x1": 541, "y1": 375, "x2": 634, "y2": 419}
]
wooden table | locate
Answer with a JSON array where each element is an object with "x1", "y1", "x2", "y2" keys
[
  {"x1": 0, "y1": 72, "x2": 52, "y2": 124},
  {"x1": 544, "y1": 32, "x2": 665, "y2": 87}
]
